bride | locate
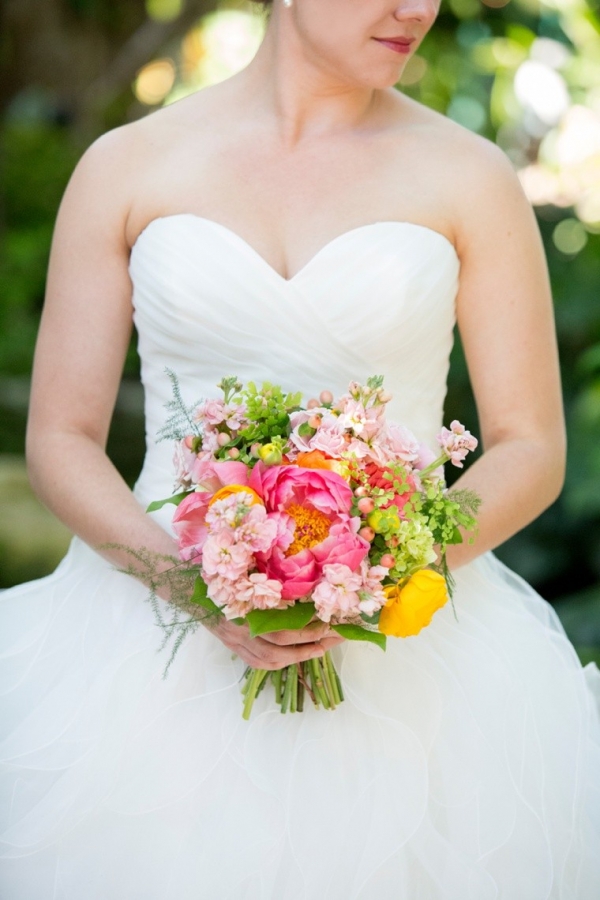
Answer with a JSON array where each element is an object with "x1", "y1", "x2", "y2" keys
[{"x1": 1, "y1": 0, "x2": 599, "y2": 897}]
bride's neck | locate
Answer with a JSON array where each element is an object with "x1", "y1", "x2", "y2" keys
[{"x1": 239, "y1": 14, "x2": 381, "y2": 145}]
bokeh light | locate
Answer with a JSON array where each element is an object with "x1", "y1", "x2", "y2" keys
[
  {"x1": 514, "y1": 61, "x2": 570, "y2": 125},
  {"x1": 399, "y1": 55, "x2": 428, "y2": 86},
  {"x1": 134, "y1": 58, "x2": 177, "y2": 105},
  {"x1": 552, "y1": 218, "x2": 588, "y2": 255},
  {"x1": 167, "y1": 10, "x2": 264, "y2": 101},
  {"x1": 145, "y1": 0, "x2": 183, "y2": 22}
]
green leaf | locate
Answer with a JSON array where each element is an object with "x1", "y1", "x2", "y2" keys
[
  {"x1": 189, "y1": 576, "x2": 223, "y2": 617},
  {"x1": 331, "y1": 624, "x2": 387, "y2": 650},
  {"x1": 246, "y1": 602, "x2": 317, "y2": 636},
  {"x1": 446, "y1": 525, "x2": 464, "y2": 545},
  {"x1": 146, "y1": 490, "x2": 193, "y2": 513}
]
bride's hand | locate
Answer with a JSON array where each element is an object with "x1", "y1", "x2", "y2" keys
[{"x1": 205, "y1": 617, "x2": 345, "y2": 670}]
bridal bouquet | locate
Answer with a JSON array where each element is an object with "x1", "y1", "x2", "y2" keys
[{"x1": 147, "y1": 374, "x2": 480, "y2": 719}]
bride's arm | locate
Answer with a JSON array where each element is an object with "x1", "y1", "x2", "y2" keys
[
  {"x1": 25, "y1": 129, "x2": 177, "y2": 569},
  {"x1": 444, "y1": 141, "x2": 566, "y2": 570},
  {"x1": 26, "y1": 128, "x2": 341, "y2": 668}
]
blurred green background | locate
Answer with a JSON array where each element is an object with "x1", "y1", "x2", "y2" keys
[{"x1": 1, "y1": 0, "x2": 599, "y2": 661}]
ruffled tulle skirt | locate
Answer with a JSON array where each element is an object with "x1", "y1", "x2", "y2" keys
[{"x1": 1, "y1": 536, "x2": 599, "y2": 899}]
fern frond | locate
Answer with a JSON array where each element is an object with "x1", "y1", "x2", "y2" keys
[{"x1": 156, "y1": 368, "x2": 204, "y2": 443}]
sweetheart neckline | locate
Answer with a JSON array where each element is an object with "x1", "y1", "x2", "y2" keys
[{"x1": 129, "y1": 213, "x2": 460, "y2": 283}]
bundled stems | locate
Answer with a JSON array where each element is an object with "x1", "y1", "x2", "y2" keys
[{"x1": 241, "y1": 651, "x2": 342, "y2": 720}]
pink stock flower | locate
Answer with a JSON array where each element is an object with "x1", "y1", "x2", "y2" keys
[
  {"x1": 196, "y1": 398, "x2": 227, "y2": 426},
  {"x1": 233, "y1": 505, "x2": 280, "y2": 554},
  {"x1": 196, "y1": 399, "x2": 247, "y2": 430},
  {"x1": 205, "y1": 491, "x2": 250, "y2": 530},
  {"x1": 312, "y1": 564, "x2": 364, "y2": 622},
  {"x1": 173, "y1": 440, "x2": 198, "y2": 489},
  {"x1": 201, "y1": 531, "x2": 254, "y2": 580},
  {"x1": 200, "y1": 430, "x2": 220, "y2": 455},
  {"x1": 358, "y1": 561, "x2": 389, "y2": 616},
  {"x1": 207, "y1": 572, "x2": 286, "y2": 619},
  {"x1": 436, "y1": 421, "x2": 478, "y2": 468},
  {"x1": 337, "y1": 399, "x2": 385, "y2": 440}
]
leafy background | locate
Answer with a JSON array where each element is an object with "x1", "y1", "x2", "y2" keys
[{"x1": 0, "y1": 0, "x2": 599, "y2": 662}]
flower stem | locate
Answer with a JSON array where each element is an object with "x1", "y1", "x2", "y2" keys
[
  {"x1": 323, "y1": 651, "x2": 341, "y2": 706},
  {"x1": 281, "y1": 664, "x2": 297, "y2": 713},
  {"x1": 418, "y1": 452, "x2": 449, "y2": 479},
  {"x1": 320, "y1": 652, "x2": 338, "y2": 708},
  {"x1": 309, "y1": 658, "x2": 330, "y2": 709},
  {"x1": 242, "y1": 667, "x2": 268, "y2": 720},
  {"x1": 297, "y1": 664, "x2": 305, "y2": 712}
]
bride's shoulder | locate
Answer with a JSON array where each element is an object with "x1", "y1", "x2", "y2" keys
[
  {"x1": 391, "y1": 92, "x2": 517, "y2": 185},
  {"x1": 79, "y1": 83, "x2": 224, "y2": 171},
  {"x1": 387, "y1": 93, "x2": 530, "y2": 250},
  {"x1": 71, "y1": 84, "x2": 227, "y2": 243}
]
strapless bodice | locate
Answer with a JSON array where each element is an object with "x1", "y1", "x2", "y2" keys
[{"x1": 128, "y1": 214, "x2": 460, "y2": 504}]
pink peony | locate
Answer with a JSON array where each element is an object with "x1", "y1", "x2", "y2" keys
[
  {"x1": 249, "y1": 461, "x2": 353, "y2": 519},
  {"x1": 259, "y1": 546, "x2": 321, "y2": 601},
  {"x1": 172, "y1": 491, "x2": 213, "y2": 560},
  {"x1": 248, "y1": 463, "x2": 368, "y2": 600},
  {"x1": 311, "y1": 522, "x2": 369, "y2": 571},
  {"x1": 190, "y1": 458, "x2": 249, "y2": 492}
]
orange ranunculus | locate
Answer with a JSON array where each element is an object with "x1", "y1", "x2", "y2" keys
[
  {"x1": 208, "y1": 484, "x2": 263, "y2": 507},
  {"x1": 296, "y1": 450, "x2": 350, "y2": 480},
  {"x1": 378, "y1": 569, "x2": 448, "y2": 637},
  {"x1": 296, "y1": 449, "x2": 338, "y2": 470}
]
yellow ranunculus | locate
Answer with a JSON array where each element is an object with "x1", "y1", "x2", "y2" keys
[
  {"x1": 258, "y1": 443, "x2": 283, "y2": 466},
  {"x1": 378, "y1": 569, "x2": 448, "y2": 637},
  {"x1": 208, "y1": 485, "x2": 263, "y2": 507}
]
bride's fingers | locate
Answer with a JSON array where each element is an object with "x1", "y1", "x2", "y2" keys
[{"x1": 262, "y1": 622, "x2": 333, "y2": 645}]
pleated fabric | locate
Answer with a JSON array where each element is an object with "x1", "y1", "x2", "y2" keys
[{"x1": 1, "y1": 216, "x2": 599, "y2": 898}]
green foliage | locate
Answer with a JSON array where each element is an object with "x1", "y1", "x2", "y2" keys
[
  {"x1": 239, "y1": 381, "x2": 302, "y2": 446},
  {"x1": 332, "y1": 623, "x2": 387, "y2": 650},
  {"x1": 246, "y1": 601, "x2": 317, "y2": 636}
]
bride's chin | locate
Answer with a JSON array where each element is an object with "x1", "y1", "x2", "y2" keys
[{"x1": 336, "y1": 59, "x2": 412, "y2": 92}]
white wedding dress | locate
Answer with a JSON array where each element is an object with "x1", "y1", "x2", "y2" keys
[{"x1": 1, "y1": 214, "x2": 599, "y2": 899}]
